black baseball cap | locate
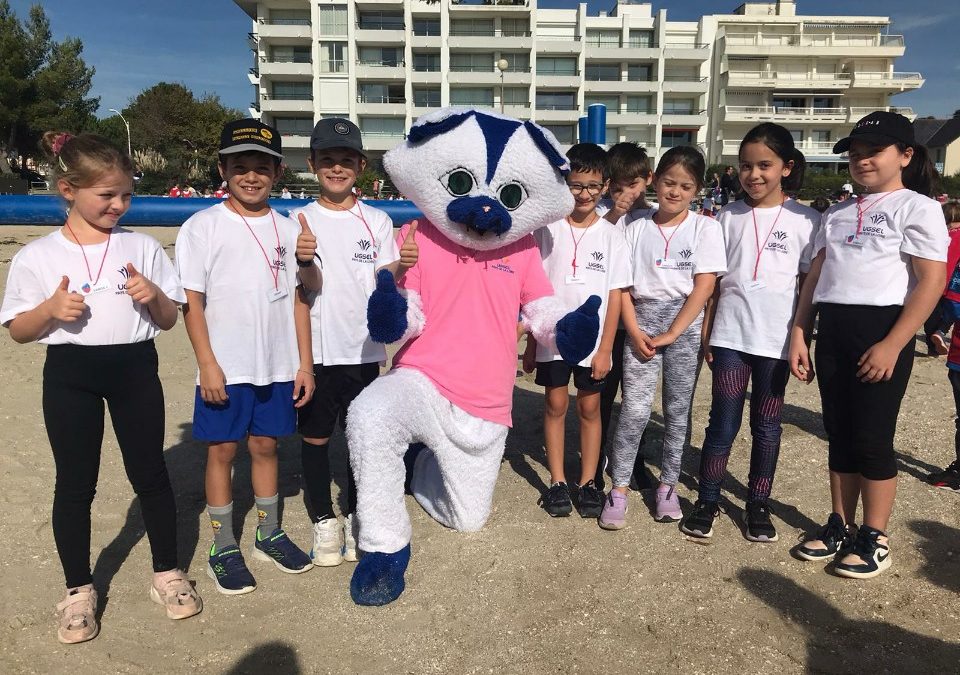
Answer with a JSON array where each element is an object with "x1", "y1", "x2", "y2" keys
[
  {"x1": 832, "y1": 111, "x2": 915, "y2": 154},
  {"x1": 219, "y1": 118, "x2": 283, "y2": 159},
  {"x1": 310, "y1": 118, "x2": 366, "y2": 157}
]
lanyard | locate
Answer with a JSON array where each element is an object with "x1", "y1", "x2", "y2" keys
[
  {"x1": 322, "y1": 197, "x2": 378, "y2": 252},
  {"x1": 855, "y1": 189, "x2": 901, "y2": 236},
  {"x1": 566, "y1": 213, "x2": 597, "y2": 275},
  {"x1": 64, "y1": 222, "x2": 111, "y2": 284},
  {"x1": 750, "y1": 197, "x2": 785, "y2": 281},
  {"x1": 655, "y1": 210, "x2": 689, "y2": 258},
  {"x1": 230, "y1": 199, "x2": 281, "y2": 290}
]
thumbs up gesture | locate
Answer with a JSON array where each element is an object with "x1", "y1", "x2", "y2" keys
[
  {"x1": 296, "y1": 213, "x2": 317, "y2": 263},
  {"x1": 399, "y1": 219, "x2": 419, "y2": 271},
  {"x1": 124, "y1": 263, "x2": 158, "y2": 304},
  {"x1": 47, "y1": 276, "x2": 87, "y2": 322}
]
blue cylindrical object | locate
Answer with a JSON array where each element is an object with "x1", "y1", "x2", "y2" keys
[
  {"x1": 0, "y1": 195, "x2": 424, "y2": 227},
  {"x1": 578, "y1": 116, "x2": 589, "y2": 144},
  {"x1": 587, "y1": 104, "x2": 607, "y2": 146}
]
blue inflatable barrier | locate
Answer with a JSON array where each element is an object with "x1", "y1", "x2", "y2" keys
[{"x1": 0, "y1": 195, "x2": 424, "y2": 227}]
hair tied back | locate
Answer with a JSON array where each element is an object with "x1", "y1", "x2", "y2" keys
[{"x1": 51, "y1": 133, "x2": 74, "y2": 157}]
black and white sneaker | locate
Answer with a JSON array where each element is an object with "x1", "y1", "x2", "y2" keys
[
  {"x1": 538, "y1": 482, "x2": 573, "y2": 517},
  {"x1": 744, "y1": 501, "x2": 779, "y2": 542},
  {"x1": 575, "y1": 480, "x2": 604, "y2": 518},
  {"x1": 795, "y1": 512, "x2": 856, "y2": 561},
  {"x1": 928, "y1": 460, "x2": 960, "y2": 492},
  {"x1": 680, "y1": 500, "x2": 720, "y2": 539},
  {"x1": 834, "y1": 525, "x2": 891, "y2": 579}
]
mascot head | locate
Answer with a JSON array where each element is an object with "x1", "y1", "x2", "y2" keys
[{"x1": 384, "y1": 107, "x2": 575, "y2": 251}]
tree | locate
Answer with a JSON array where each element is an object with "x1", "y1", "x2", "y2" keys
[{"x1": 0, "y1": 1, "x2": 98, "y2": 155}]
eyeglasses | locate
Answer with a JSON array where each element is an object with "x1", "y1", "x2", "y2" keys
[{"x1": 568, "y1": 183, "x2": 605, "y2": 195}]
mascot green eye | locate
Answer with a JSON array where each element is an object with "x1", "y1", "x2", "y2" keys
[
  {"x1": 497, "y1": 182, "x2": 526, "y2": 210},
  {"x1": 444, "y1": 169, "x2": 475, "y2": 196}
]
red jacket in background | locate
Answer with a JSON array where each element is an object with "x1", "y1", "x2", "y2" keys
[{"x1": 944, "y1": 228, "x2": 960, "y2": 302}]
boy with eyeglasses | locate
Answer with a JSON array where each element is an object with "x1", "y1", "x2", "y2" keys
[{"x1": 522, "y1": 144, "x2": 631, "y2": 518}]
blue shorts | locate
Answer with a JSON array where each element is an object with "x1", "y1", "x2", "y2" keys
[{"x1": 193, "y1": 381, "x2": 297, "y2": 442}]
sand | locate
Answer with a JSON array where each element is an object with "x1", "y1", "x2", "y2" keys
[{"x1": 0, "y1": 226, "x2": 957, "y2": 674}]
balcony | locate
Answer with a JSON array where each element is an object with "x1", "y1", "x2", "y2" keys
[
  {"x1": 848, "y1": 105, "x2": 916, "y2": 121},
  {"x1": 662, "y1": 76, "x2": 709, "y2": 94},
  {"x1": 536, "y1": 35, "x2": 582, "y2": 55},
  {"x1": 260, "y1": 94, "x2": 313, "y2": 114},
  {"x1": 410, "y1": 34, "x2": 442, "y2": 49},
  {"x1": 534, "y1": 105, "x2": 580, "y2": 123},
  {"x1": 722, "y1": 31, "x2": 905, "y2": 57},
  {"x1": 356, "y1": 96, "x2": 407, "y2": 116},
  {"x1": 607, "y1": 106, "x2": 658, "y2": 125},
  {"x1": 583, "y1": 43, "x2": 658, "y2": 61},
  {"x1": 584, "y1": 78, "x2": 657, "y2": 94},
  {"x1": 661, "y1": 110, "x2": 708, "y2": 126},
  {"x1": 724, "y1": 71, "x2": 852, "y2": 89},
  {"x1": 535, "y1": 70, "x2": 580, "y2": 88},
  {"x1": 354, "y1": 60, "x2": 406, "y2": 80},
  {"x1": 662, "y1": 42, "x2": 710, "y2": 61},
  {"x1": 362, "y1": 132, "x2": 407, "y2": 152},
  {"x1": 723, "y1": 106, "x2": 848, "y2": 123},
  {"x1": 280, "y1": 134, "x2": 311, "y2": 150},
  {"x1": 256, "y1": 21, "x2": 311, "y2": 40},
  {"x1": 502, "y1": 102, "x2": 532, "y2": 117},
  {"x1": 259, "y1": 59, "x2": 312, "y2": 77},
  {"x1": 448, "y1": 29, "x2": 532, "y2": 50},
  {"x1": 449, "y1": 65, "x2": 532, "y2": 85},
  {"x1": 412, "y1": 104, "x2": 441, "y2": 117},
  {"x1": 355, "y1": 22, "x2": 405, "y2": 44},
  {"x1": 411, "y1": 69, "x2": 443, "y2": 84},
  {"x1": 722, "y1": 140, "x2": 841, "y2": 160},
  {"x1": 450, "y1": 0, "x2": 530, "y2": 10},
  {"x1": 850, "y1": 72, "x2": 924, "y2": 91}
]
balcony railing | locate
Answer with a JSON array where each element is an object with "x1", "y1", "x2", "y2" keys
[
  {"x1": 357, "y1": 96, "x2": 406, "y2": 104},
  {"x1": 662, "y1": 75, "x2": 708, "y2": 82},
  {"x1": 357, "y1": 59, "x2": 405, "y2": 67},
  {"x1": 725, "y1": 105, "x2": 846, "y2": 117},
  {"x1": 264, "y1": 56, "x2": 312, "y2": 64},
  {"x1": 854, "y1": 71, "x2": 923, "y2": 83},
  {"x1": 449, "y1": 29, "x2": 532, "y2": 37},
  {"x1": 536, "y1": 69, "x2": 580, "y2": 76},
  {"x1": 412, "y1": 65, "x2": 441, "y2": 72},
  {"x1": 662, "y1": 42, "x2": 709, "y2": 49},
  {"x1": 537, "y1": 35, "x2": 582, "y2": 41},
  {"x1": 357, "y1": 20, "x2": 405, "y2": 31},
  {"x1": 535, "y1": 103, "x2": 578, "y2": 110},
  {"x1": 724, "y1": 32, "x2": 904, "y2": 48},
  {"x1": 264, "y1": 93, "x2": 313, "y2": 101},
  {"x1": 848, "y1": 105, "x2": 915, "y2": 117},
  {"x1": 451, "y1": 0, "x2": 529, "y2": 5},
  {"x1": 259, "y1": 18, "x2": 310, "y2": 26}
]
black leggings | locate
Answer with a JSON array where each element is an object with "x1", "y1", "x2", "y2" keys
[{"x1": 43, "y1": 341, "x2": 178, "y2": 588}]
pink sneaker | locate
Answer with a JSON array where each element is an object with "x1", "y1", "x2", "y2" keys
[
  {"x1": 599, "y1": 490, "x2": 628, "y2": 530},
  {"x1": 655, "y1": 484, "x2": 682, "y2": 522}
]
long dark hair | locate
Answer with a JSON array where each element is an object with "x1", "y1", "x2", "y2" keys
[
  {"x1": 898, "y1": 142, "x2": 938, "y2": 197},
  {"x1": 740, "y1": 123, "x2": 805, "y2": 192}
]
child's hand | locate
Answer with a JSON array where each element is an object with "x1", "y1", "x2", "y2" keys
[
  {"x1": 703, "y1": 343, "x2": 714, "y2": 368},
  {"x1": 613, "y1": 185, "x2": 643, "y2": 214},
  {"x1": 293, "y1": 368, "x2": 315, "y2": 408},
  {"x1": 648, "y1": 332, "x2": 677, "y2": 350},
  {"x1": 47, "y1": 276, "x2": 86, "y2": 322},
  {"x1": 591, "y1": 348, "x2": 612, "y2": 380},
  {"x1": 124, "y1": 263, "x2": 159, "y2": 305},
  {"x1": 522, "y1": 345, "x2": 536, "y2": 374},
  {"x1": 788, "y1": 327, "x2": 815, "y2": 383},
  {"x1": 629, "y1": 331, "x2": 655, "y2": 360},
  {"x1": 857, "y1": 339, "x2": 900, "y2": 383},
  {"x1": 199, "y1": 361, "x2": 228, "y2": 404},
  {"x1": 296, "y1": 214, "x2": 317, "y2": 263},
  {"x1": 399, "y1": 220, "x2": 419, "y2": 270}
]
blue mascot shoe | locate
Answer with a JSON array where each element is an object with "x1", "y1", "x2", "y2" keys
[
  {"x1": 367, "y1": 269, "x2": 408, "y2": 343},
  {"x1": 350, "y1": 544, "x2": 411, "y2": 606},
  {"x1": 556, "y1": 295, "x2": 601, "y2": 364}
]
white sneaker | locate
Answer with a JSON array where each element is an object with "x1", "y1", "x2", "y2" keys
[
  {"x1": 310, "y1": 518, "x2": 343, "y2": 567},
  {"x1": 343, "y1": 513, "x2": 358, "y2": 562}
]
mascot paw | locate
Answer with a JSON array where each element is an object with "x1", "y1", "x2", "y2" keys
[
  {"x1": 367, "y1": 269, "x2": 408, "y2": 343},
  {"x1": 350, "y1": 544, "x2": 411, "y2": 606},
  {"x1": 556, "y1": 295, "x2": 601, "y2": 365}
]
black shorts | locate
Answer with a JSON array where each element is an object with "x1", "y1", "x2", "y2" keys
[
  {"x1": 535, "y1": 360, "x2": 605, "y2": 392},
  {"x1": 297, "y1": 362, "x2": 380, "y2": 439},
  {"x1": 815, "y1": 303, "x2": 913, "y2": 480}
]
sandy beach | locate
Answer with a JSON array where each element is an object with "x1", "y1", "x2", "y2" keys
[{"x1": 0, "y1": 225, "x2": 957, "y2": 674}]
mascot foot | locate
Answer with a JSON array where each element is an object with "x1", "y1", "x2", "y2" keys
[{"x1": 350, "y1": 544, "x2": 411, "y2": 606}]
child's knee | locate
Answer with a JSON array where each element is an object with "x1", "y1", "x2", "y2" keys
[
  {"x1": 577, "y1": 392, "x2": 601, "y2": 421},
  {"x1": 246, "y1": 436, "x2": 277, "y2": 458},
  {"x1": 545, "y1": 388, "x2": 569, "y2": 418},
  {"x1": 207, "y1": 442, "x2": 238, "y2": 464}
]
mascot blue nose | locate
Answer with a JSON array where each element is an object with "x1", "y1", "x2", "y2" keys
[{"x1": 446, "y1": 195, "x2": 512, "y2": 237}]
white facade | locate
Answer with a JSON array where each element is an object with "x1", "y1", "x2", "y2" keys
[{"x1": 234, "y1": 0, "x2": 921, "y2": 172}]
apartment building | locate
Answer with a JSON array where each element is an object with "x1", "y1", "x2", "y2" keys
[{"x1": 234, "y1": 0, "x2": 921, "y2": 173}]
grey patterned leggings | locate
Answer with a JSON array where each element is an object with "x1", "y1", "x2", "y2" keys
[{"x1": 610, "y1": 298, "x2": 702, "y2": 488}]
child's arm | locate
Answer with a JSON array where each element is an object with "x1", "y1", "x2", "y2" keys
[
  {"x1": 123, "y1": 263, "x2": 179, "y2": 330},
  {"x1": 788, "y1": 251, "x2": 824, "y2": 383},
  {"x1": 856, "y1": 255, "x2": 945, "y2": 383},
  {"x1": 522, "y1": 331, "x2": 537, "y2": 374},
  {"x1": 590, "y1": 287, "x2": 624, "y2": 380},
  {"x1": 648, "y1": 273, "x2": 717, "y2": 349},
  {"x1": 621, "y1": 290, "x2": 655, "y2": 359},
  {"x1": 700, "y1": 283, "x2": 721, "y2": 365},
  {"x1": 292, "y1": 286, "x2": 316, "y2": 407},
  {"x1": 7, "y1": 276, "x2": 85, "y2": 344},
  {"x1": 182, "y1": 290, "x2": 228, "y2": 403}
]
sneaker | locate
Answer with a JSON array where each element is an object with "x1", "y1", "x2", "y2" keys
[
  {"x1": 930, "y1": 332, "x2": 950, "y2": 356},
  {"x1": 207, "y1": 544, "x2": 257, "y2": 595},
  {"x1": 654, "y1": 484, "x2": 682, "y2": 522},
  {"x1": 343, "y1": 514, "x2": 358, "y2": 562},
  {"x1": 150, "y1": 569, "x2": 202, "y2": 620},
  {"x1": 680, "y1": 500, "x2": 720, "y2": 539},
  {"x1": 310, "y1": 518, "x2": 343, "y2": 567},
  {"x1": 795, "y1": 513, "x2": 856, "y2": 561},
  {"x1": 252, "y1": 528, "x2": 313, "y2": 574},
  {"x1": 56, "y1": 584, "x2": 98, "y2": 644},
  {"x1": 575, "y1": 480, "x2": 604, "y2": 518},
  {"x1": 928, "y1": 460, "x2": 960, "y2": 492},
  {"x1": 598, "y1": 490, "x2": 628, "y2": 530},
  {"x1": 834, "y1": 525, "x2": 891, "y2": 579},
  {"x1": 744, "y1": 501, "x2": 779, "y2": 542},
  {"x1": 538, "y1": 481, "x2": 573, "y2": 517}
]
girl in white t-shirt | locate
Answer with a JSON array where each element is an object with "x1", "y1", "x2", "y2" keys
[
  {"x1": 599, "y1": 146, "x2": 727, "y2": 529},
  {"x1": 789, "y1": 112, "x2": 948, "y2": 579},
  {"x1": 681, "y1": 123, "x2": 820, "y2": 543},
  {"x1": 0, "y1": 132, "x2": 201, "y2": 644}
]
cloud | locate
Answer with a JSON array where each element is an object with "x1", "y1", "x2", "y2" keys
[{"x1": 892, "y1": 11, "x2": 958, "y2": 32}]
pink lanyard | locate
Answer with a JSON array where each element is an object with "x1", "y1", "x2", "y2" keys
[
  {"x1": 566, "y1": 214, "x2": 597, "y2": 275},
  {"x1": 750, "y1": 198, "x2": 785, "y2": 281},
  {"x1": 230, "y1": 199, "x2": 281, "y2": 289},
  {"x1": 64, "y1": 222, "x2": 111, "y2": 284},
  {"x1": 323, "y1": 198, "x2": 378, "y2": 253},
  {"x1": 655, "y1": 210, "x2": 689, "y2": 258},
  {"x1": 855, "y1": 190, "x2": 901, "y2": 236}
]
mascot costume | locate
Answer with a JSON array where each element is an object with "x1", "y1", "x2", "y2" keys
[{"x1": 346, "y1": 107, "x2": 601, "y2": 605}]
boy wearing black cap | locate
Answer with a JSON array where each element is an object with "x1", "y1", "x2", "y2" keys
[
  {"x1": 176, "y1": 119, "x2": 320, "y2": 594},
  {"x1": 290, "y1": 118, "x2": 418, "y2": 568}
]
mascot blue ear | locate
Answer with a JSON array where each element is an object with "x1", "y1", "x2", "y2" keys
[
  {"x1": 408, "y1": 112, "x2": 475, "y2": 144},
  {"x1": 523, "y1": 121, "x2": 570, "y2": 176}
]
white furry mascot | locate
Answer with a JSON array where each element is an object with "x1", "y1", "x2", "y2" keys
[{"x1": 347, "y1": 108, "x2": 600, "y2": 605}]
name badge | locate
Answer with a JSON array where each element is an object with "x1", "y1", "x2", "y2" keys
[
  {"x1": 743, "y1": 279, "x2": 767, "y2": 293},
  {"x1": 655, "y1": 257, "x2": 679, "y2": 270},
  {"x1": 565, "y1": 274, "x2": 585, "y2": 285},
  {"x1": 844, "y1": 234, "x2": 865, "y2": 248},
  {"x1": 267, "y1": 287, "x2": 289, "y2": 302},
  {"x1": 80, "y1": 279, "x2": 112, "y2": 296}
]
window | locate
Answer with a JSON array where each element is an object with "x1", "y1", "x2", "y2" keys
[
  {"x1": 585, "y1": 64, "x2": 619, "y2": 81},
  {"x1": 272, "y1": 82, "x2": 312, "y2": 100},
  {"x1": 812, "y1": 129, "x2": 831, "y2": 143},
  {"x1": 270, "y1": 46, "x2": 311, "y2": 63},
  {"x1": 317, "y1": 5, "x2": 347, "y2": 35},
  {"x1": 503, "y1": 87, "x2": 529, "y2": 106},
  {"x1": 537, "y1": 57, "x2": 577, "y2": 76},
  {"x1": 451, "y1": 53, "x2": 494, "y2": 72},
  {"x1": 536, "y1": 91, "x2": 576, "y2": 110},
  {"x1": 773, "y1": 96, "x2": 805, "y2": 111},
  {"x1": 500, "y1": 52, "x2": 529, "y2": 72},
  {"x1": 501, "y1": 18, "x2": 529, "y2": 37},
  {"x1": 413, "y1": 52, "x2": 441, "y2": 72},
  {"x1": 627, "y1": 64, "x2": 652, "y2": 81},
  {"x1": 274, "y1": 117, "x2": 314, "y2": 135},
  {"x1": 663, "y1": 99, "x2": 695, "y2": 114},
  {"x1": 661, "y1": 129, "x2": 694, "y2": 147},
  {"x1": 586, "y1": 95, "x2": 619, "y2": 110},
  {"x1": 360, "y1": 117, "x2": 405, "y2": 136},
  {"x1": 663, "y1": 67, "x2": 698, "y2": 81},
  {"x1": 789, "y1": 129, "x2": 803, "y2": 143},
  {"x1": 358, "y1": 83, "x2": 404, "y2": 104},
  {"x1": 629, "y1": 30, "x2": 654, "y2": 48},
  {"x1": 358, "y1": 47, "x2": 402, "y2": 66},
  {"x1": 450, "y1": 88, "x2": 495, "y2": 106},
  {"x1": 813, "y1": 96, "x2": 836, "y2": 109},
  {"x1": 413, "y1": 88, "x2": 441, "y2": 108},
  {"x1": 319, "y1": 42, "x2": 345, "y2": 73},
  {"x1": 585, "y1": 29, "x2": 620, "y2": 47},
  {"x1": 625, "y1": 96, "x2": 653, "y2": 113},
  {"x1": 269, "y1": 9, "x2": 309, "y2": 25},
  {"x1": 606, "y1": 127, "x2": 619, "y2": 142},
  {"x1": 357, "y1": 12, "x2": 403, "y2": 30},
  {"x1": 413, "y1": 17, "x2": 441, "y2": 36},
  {"x1": 451, "y1": 19, "x2": 494, "y2": 36},
  {"x1": 541, "y1": 124, "x2": 575, "y2": 144}
]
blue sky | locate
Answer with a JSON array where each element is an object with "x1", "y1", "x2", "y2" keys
[{"x1": 12, "y1": 0, "x2": 959, "y2": 118}]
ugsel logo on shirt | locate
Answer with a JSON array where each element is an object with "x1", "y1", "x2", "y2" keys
[
  {"x1": 586, "y1": 250, "x2": 606, "y2": 273},
  {"x1": 677, "y1": 249, "x2": 694, "y2": 270},
  {"x1": 862, "y1": 213, "x2": 887, "y2": 238},
  {"x1": 353, "y1": 239, "x2": 377, "y2": 263},
  {"x1": 273, "y1": 245, "x2": 288, "y2": 271},
  {"x1": 765, "y1": 230, "x2": 789, "y2": 254}
]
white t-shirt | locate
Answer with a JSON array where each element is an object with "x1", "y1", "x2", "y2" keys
[
  {"x1": 813, "y1": 190, "x2": 948, "y2": 306},
  {"x1": 533, "y1": 218, "x2": 631, "y2": 366},
  {"x1": 290, "y1": 200, "x2": 400, "y2": 365},
  {"x1": 0, "y1": 228, "x2": 185, "y2": 346},
  {"x1": 709, "y1": 199, "x2": 820, "y2": 360},
  {"x1": 624, "y1": 211, "x2": 727, "y2": 300},
  {"x1": 175, "y1": 203, "x2": 302, "y2": 385}
]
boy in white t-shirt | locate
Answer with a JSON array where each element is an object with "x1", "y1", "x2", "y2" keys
[
  {"x1": 523, "y1": 143, "x2": 631, "y2": 518},
  {"x1": 290, "y1": 118, "x2": 418, "y2": 567},
  {"x1": 177, "y1": 119, "x2": 319, "y2": 595}
]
